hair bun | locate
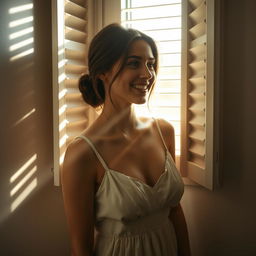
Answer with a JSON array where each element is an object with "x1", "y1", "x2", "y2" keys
[
  {"x1": 78, "y1": 74, "x2": 104, "y2": 107},
  {"x1": 79, "y1": 74, "x2": 92, "y2": 92}
]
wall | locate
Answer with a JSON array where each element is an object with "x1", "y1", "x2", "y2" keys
[
  {"x1": 181, "y1": 0, "x2": 256, "y2": 255},
  {"x1": 0, "y1": 0, "x2": 256, "y2": 256},
  {"x1": 0, "y1": 0, "x2": 69, "y2": 255}
]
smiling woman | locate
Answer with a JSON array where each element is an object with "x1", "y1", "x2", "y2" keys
[{"x1": 61, "y1": 23, "x2": 190, "y2": 256}]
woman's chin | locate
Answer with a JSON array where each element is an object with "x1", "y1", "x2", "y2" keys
[{"x1": 133, "y1": 97, "x2": 147, "y2": 105}]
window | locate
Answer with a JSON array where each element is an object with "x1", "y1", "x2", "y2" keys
[
  {"x1": 52, "y1": 0, "x2": 220, "y2": 189},
  {"x1": 121, "y1": 0, "x2": 182, "y2": 158}
]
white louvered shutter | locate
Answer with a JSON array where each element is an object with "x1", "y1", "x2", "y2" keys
[
  {"x1": 52, "y1": 0, "x2": 97, "y2": 185},
  {"x1": 180, "y1": 0, "x2": 218, "y2": 189}
]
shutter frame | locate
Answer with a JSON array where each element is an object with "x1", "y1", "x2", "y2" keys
[{"x1": 180, "y1": 0, "x2": 219, "y2": 190}]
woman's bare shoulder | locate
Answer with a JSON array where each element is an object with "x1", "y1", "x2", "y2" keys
[
  {"x1": 153, "y1": 118, "x2": 175, "y2": 151},
  {"x1": 62, "y1": 137, "x2": 97, "y2": 180},
  {"x1": 156, "y1": 118, "x2": 175, "y2": 135}
]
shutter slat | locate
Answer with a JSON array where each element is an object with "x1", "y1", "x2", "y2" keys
[
  {"x1": 189, "y1": 79, "x2": 206, "y2": 94},
  {"x1": 189, "y1": 43, "x2": 206, "y2": 61},
  {"x1": 65, "y1": 48, "x2": 85, "y2": 62},
  {"x1": 189, "y1": 21, "x2": 206, "y2": 39},
  {"x1": 65, "y1": 13, "x2": 87, "y2": 32},
  {"x1": 65, "y1": 27, "x2": 87, "y2": 43},
  {"x1": 65, "y1": 78, "x2": 79, "y2": 88},
  {"x1": 189, "y1": 0, "x2": 204, "y2": 9},
  {"x1": 69, "y1": 0, "x2": 86, "y2": 8},
  {"x1": 188, "y1": 1, "x2": 206, "y2": 25},
  {"x1": 66, "y1": 119, "x2": 88, "y2": 135},
  {"x1": 190, "y1": 34, "x2": 206, "y2": 48},
  {"x1": 190, "y1": 85, "x2": 205, "y2": 94},
  {"x1": 189, "y1": 42, "x2": 206, "y2": 54},
  {"x1": 65, "y1": 92, "x2": 84, "y2": 106},
  {"x1": 189, "y1": 60, "x2": 206, "y2": 77},
  {"x1": 66, "y1": 105, "x2": 89, "y2": 121},
  {"x1": 189, "y1": 114, "x2": 205, "y2": 127},
  {"x1": 65, "y1": 39, "x2": 86, "y2": 51},
  {"x1": 189, "y1": 129, "x2": 205, "y2": 142},
  {"x1": 189, "y1": 74, "x2": 206, "y2": 80},
  {"x1": 189, "y1": 155, "x2": 205, "y2": 169},
  {"x1": 65, "y1": 60, "x2": 87, "y2": 74},
  {"x1": 189, "y1": 142, "x2": 205, "y2": 157},
  {"x1": 189, "y1": 99, "x2": 205, "y2": 112},
  {"x1": 189, "y1": 91, "x2": 205, "y2": 97},
  {"x1": 65, "y1": 0, "x2": 86, "y2": 19}
]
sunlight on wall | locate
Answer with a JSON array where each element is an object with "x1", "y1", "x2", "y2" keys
[
  {"x1": 10, "y1": 155, "x2": 36, "y2": 183},
  {"x1": 9, "y1": 37, "x2": 34, "y2": 51},
  {"x1": 9, "y1": 16, "x2": 33, "y2": 28},
  {"x1": 11, "y1": 179, "x2": 38, "y2": 212},
  {"x1": 10, "y1": 166, "x2": 37, "y2": 197},
  {"x1": 9, "y1": 27, "x2": 34, "y2": 40},
  {"x1": 10, "y1": 48, "x2": 34, "y2": 62},
  {"x1": 8, "y1": 3, "x2": 37, "y2": 212},
  {"x1": 13, "y1": 108, "x2": 35, "y2": 126},
  {"x1": 9, "y1": 3, "x2": 33, "y2": 14},
  {"x1": 9, "y1": 3, "x2": 34, "y2": 62},
  {"x1": 9, "y1": 154, "x2": 37, "y2": 212}
]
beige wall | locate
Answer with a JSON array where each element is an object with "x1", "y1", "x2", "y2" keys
[
  {"x1": 0, "y1": 0, "x2": 69, "y2": 255},
  {"x1": 181, "y1": 0, "x2": 256, "y2": 255},
  {"x1": 0, "y1": 0, "x2": 255, "y2": 255}
]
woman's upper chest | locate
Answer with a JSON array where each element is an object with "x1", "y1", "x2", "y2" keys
[{"x1": 94, "y1": 127, "x2": 167, "y2": 188}]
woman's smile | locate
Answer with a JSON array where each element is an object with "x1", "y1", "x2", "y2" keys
[{"x1": 131, "y1": 83, "x2": 150, "y2": 94}]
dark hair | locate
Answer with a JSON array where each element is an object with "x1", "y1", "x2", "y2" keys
[{"x1": 79, "y1": 23, "x2": 159, "y2": 108}]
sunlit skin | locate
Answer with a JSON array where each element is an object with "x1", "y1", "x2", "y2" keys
[
  {"x1": 103, "y1": 40, "x2": 155, "y2": 107},
  {"x1": 61, "y1": 39, "x2": 190, "y2": 256}
]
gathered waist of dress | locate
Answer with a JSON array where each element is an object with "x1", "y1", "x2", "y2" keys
[{"x1": 95, "y1": 207, "x2": 171, "y2": 238}]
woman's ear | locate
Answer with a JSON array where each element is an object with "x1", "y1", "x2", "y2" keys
[
  {"x1": 98, "y1": 73, "x2": 106, "y2": 82},
  {"x1": 99, "y1": 72, "x2": 112, "y2": 86}
]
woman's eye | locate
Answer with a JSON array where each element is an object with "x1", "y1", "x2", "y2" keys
[
  {"x1": 127, "y1": 61, "x2": 140, "y2": 68},
  {"x1": 147, "y1": 63, "x2": 155, "y2": 70}
]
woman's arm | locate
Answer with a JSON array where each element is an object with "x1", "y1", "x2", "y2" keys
[
  {"x1": 61, "y1": 139, "x2": 97, "y2": 256},
  {"x1": 158, "y1": 119, "x2": 191, "y2": 256},
  {"x1": 169, "y1": 204, "x2": 191, "y2": 256}
]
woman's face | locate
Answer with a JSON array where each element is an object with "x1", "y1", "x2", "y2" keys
[{"x1": 103, "y1": 39, "x2": 156, "y2": 107}]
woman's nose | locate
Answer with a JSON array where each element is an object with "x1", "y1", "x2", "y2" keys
[{"x1": 140, "y1": 65, "x2": 153, "y2": 79}]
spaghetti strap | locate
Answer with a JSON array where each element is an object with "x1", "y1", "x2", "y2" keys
[
  {"x1": 76, "y1": 135, "x2": 109, "y2": 172},
  {"x1": 152, "y1": 117, "x2": 169, "y2": 151}
]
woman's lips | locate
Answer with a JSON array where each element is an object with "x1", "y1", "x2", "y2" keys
[{"x1": 131, "y1": 84, "x2": 149, "y2": 91}]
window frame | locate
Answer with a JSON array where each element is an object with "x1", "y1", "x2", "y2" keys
[{"x1": 51, "y1": 0, "x2": 220, "y2": 189}]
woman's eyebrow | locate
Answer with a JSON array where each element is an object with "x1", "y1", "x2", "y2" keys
[{"x1": 127, "y1": 55, "x2": 155, "y2": 61}]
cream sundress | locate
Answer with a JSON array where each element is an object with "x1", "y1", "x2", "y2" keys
[{"x1": 78, "y1": 120, "x2": 184, "y2": 256}]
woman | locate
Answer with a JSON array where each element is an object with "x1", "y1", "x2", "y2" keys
[{"x1": 62, "y1": 23, "x2": 190, "y2": 256}]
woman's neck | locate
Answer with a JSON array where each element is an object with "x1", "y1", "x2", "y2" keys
[{"x1": 99, "y1": 104, "x2": 138, "y2": 132}]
